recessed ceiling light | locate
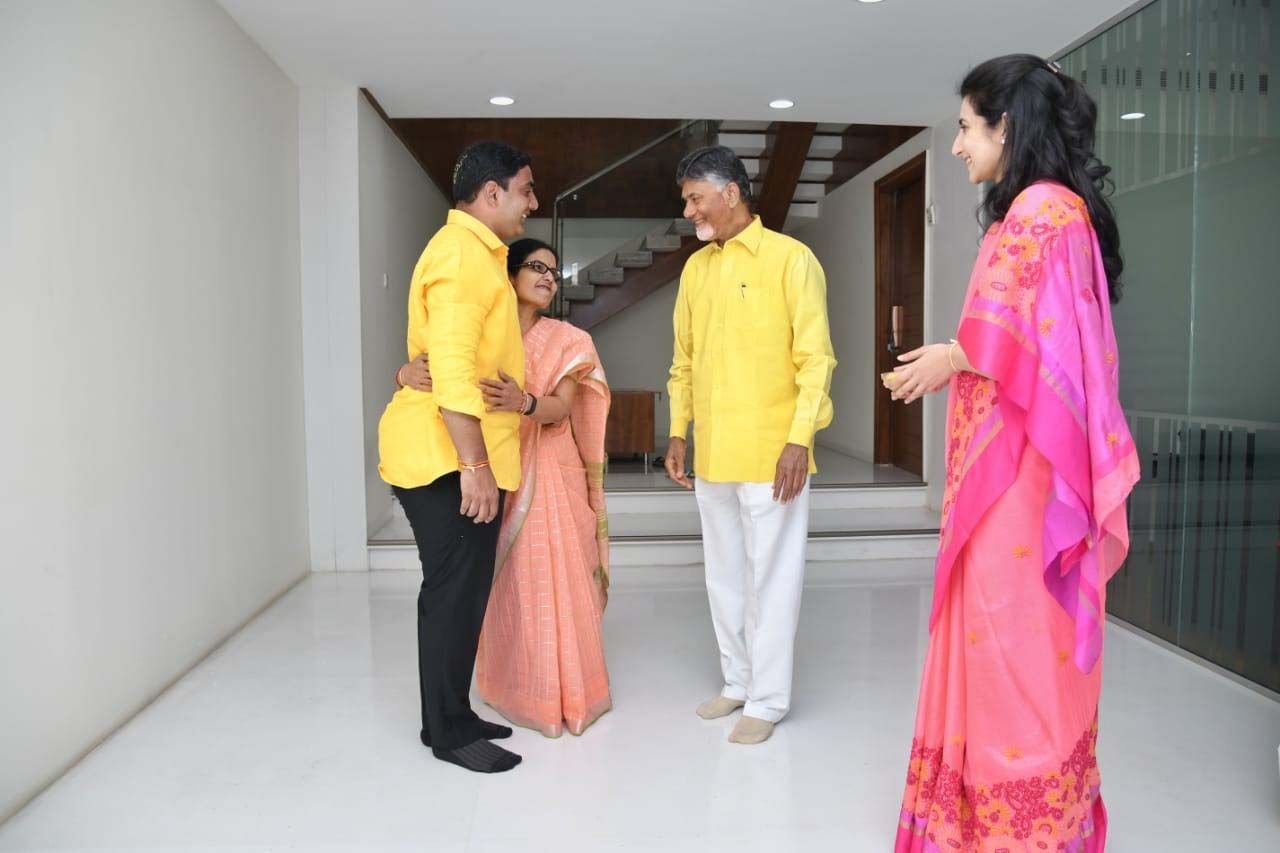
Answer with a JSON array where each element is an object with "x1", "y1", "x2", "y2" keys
[
  {"x1": 769, "y1": 99, "x2": 795, "y2": 110},
  {"x1": 857, "y1": 0, "x2": 886, "y2": 4},
  {"x1": 489, "y1": 95, "x2": 515, "y2": 106},
  {"x1": 1120, "y1": 112, "x2": 1145, "y2": 120}
]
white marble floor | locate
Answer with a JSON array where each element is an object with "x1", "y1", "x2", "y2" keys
[{"x1": 2, "y1": 570, "x2": 1278, "y2": 852}]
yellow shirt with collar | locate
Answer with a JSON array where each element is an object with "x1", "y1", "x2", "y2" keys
[
  {"x1": 378, "y1": 209, "x2": 524, "y2": 491},
  {"x1": 668, "y1": 215, "x2": 836, "y2": 484}
]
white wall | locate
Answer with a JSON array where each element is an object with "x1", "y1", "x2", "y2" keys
[
  {"x1": 793, "y1": 131, "x2": 931, "y2": 461},
  {"x1": 589, "y1": 280, "x2": 682, "y2": 444},
  {"x1": 794, "y1": 125, "x2": 982, "y2": 504},
  {"x1": 357, "y1": 97, "x2": 449, "y2": 536},
  {"x1": 920, "y1": 125, "x2": 986, "y2": 509},
  {"x1": 0, "y1": 0, "x2": 308, "y2": 822},
  {"x1": 299, "y1": 87, "x2": 367, "y2": 571}
]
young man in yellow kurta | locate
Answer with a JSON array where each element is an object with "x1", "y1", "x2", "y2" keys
[
  {"x1": 378, "y1": 142, "x2": 537, "y2": 774},
  {"x1": 665, "y1": 146, "x2": 836, "y2": 745}
]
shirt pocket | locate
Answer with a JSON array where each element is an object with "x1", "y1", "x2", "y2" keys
[{"x1": 725, "y1": 280, "x2": 775, "y2": 330}]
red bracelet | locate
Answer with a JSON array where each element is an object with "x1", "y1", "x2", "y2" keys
[{"x1": 395, "y1": 365, "x2": 406, "y2": 388}]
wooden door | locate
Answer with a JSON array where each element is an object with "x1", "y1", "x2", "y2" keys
[{"x1": 874, "y1": 154, "x2": 926, "y2": 476}]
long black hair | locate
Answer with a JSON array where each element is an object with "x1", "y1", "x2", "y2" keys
[
  {"x1": 506, "y1": 237, "x2": 558, "y2": 277},
  {"x1": 961, "y1": 54, "x2": 1124, "y2": 302}
]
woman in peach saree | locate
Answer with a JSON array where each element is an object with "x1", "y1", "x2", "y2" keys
[
  {"x1": 400, "y1": 238, "x2": 612, "y2": 738},
  {"x1": 884, "y1": 56, "x2": 1140, "y2": 852}
]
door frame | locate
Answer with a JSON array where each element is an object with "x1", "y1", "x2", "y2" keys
[{"x1": 873, "y1": 152, "x2": 927, "y2": 468}]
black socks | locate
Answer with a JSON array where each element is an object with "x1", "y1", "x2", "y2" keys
[{"x1": 433, "y1": 738, "x2": 522, "y2": 773}]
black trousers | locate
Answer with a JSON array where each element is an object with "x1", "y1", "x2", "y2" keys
[{"x1": 393, "y1": 475, "x2": 505, "y2": 751}]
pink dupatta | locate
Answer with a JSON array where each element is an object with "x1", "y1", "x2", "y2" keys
[{"x1": 936, "y1": 181, "x2": 1140, "y2": 674}]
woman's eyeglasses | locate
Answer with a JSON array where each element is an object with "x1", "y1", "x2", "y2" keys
[{"x1": 517, "y1": 260, "x2": 563, "y2": 283}]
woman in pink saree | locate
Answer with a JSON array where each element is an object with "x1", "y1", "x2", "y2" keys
[
  {"x1": 884, "y1": 55, "x2": 1140, "y2": 852},
  {"x1": 400, "y1": 238, "x2": 612, "y2": 738}
]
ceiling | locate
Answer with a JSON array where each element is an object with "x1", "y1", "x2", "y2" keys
[
  {"x1": 382, "y1": 118, "x2": 921, "y2": 218},
  {"x1": 217, "y1": 0, "x2": 1138, "y2": 125}
]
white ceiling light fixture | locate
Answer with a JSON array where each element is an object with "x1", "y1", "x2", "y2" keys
[
  {"x1": 222, "y1": 1, "x2": 1151, "y2": 123},
  {"x1": 1120, "y1": 112, "x2": 1145, "y2": 120},
  {"x1": 857, "y1": 0, "x2": 887, "y2": 4},
  {"x1": 769, "y1": 99, "x2": 795, "y2": 110},
  {"x1": 489, "y1": 95, "x2": 515, "y2": 106}
]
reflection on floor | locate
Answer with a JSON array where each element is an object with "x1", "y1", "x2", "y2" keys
[{"x1": 2, "y1": 571, "x2": 1276, "y2": 852}]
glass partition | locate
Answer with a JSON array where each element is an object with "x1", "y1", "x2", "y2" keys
[{"x1": 1060, "y1": 0, "x2": 1280, "y2": 691}]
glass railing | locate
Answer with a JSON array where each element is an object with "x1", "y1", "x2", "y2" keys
[{"x1": 549, "y1": 120, "x2": 717, "y2": 318}]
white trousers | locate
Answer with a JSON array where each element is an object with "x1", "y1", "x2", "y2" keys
[{"x1": 694, "y1": 477, "x2": 810, "y2": 723}]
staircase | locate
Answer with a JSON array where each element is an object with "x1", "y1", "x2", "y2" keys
[
  {"x1": 559, "y1": 216, "x2": 701, "y2": 329},
  {"x1": 718, "y1": 120, "x2": 925, "y2": 228},
  {"x1": 558, "y1": 119, "x2": 922, "y2": 330}
]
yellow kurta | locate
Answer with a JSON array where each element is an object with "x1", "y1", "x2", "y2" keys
[
  {"x1": 667, "y1": 216, "x2": 836, "y2": 483},
  {"x1": 378, "y1": 210, "x2": 524, "y2": 491}
]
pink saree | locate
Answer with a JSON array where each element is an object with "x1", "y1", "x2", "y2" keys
[
  {"x1": 475, "y1": 318, "x2": 612, "y2": 737},
  {"x1": 895, "y1": 182, "x2": 1140, "y2": 852}
]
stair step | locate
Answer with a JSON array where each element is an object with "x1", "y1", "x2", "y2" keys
[
  {"x1": 672, "y1": 218, "x2": 696, "y2": 237},
  {"x1": 752, "y1": 181, "x2": 826, "y2": 202},
  {"x1": 719, "y1": 132, "x2": 844, "y2": 161},
  {"x1": 614, "y1": 251, "x2": 653, "y2": 269},
  {"x1": 369, "y1": 482, "x2": 937, "y2": 573},
  {"x1": 369, "y1": 531, "x2": 938, "y2": 572},
  {"x1": 789, "y1": 200, "x2": 821, "y2": 219},
  {"x1": 606, "y1": 483, "x2": 929, "y2": 515},
  {"x1": 608, "y1": 531, "x2": 939, "y2": 568},
  {"x1": 562, "y1": 283, "x2": 595, "y2": 302},
  {"x1": 742, "y1": 158, "x2": 834, "y2": 182},
  {"x1": 716, "y1": 132, "x2": 767, "y2": 158},
  {"x1": 645, "y1": 233, "x2": 683, "y2": 252},
  {"x1": 807, "y1": 134, "x2": 845, "y2": 158},
  {"x1": 587, "y1": 267, "x2": 625, "y2": 285}
]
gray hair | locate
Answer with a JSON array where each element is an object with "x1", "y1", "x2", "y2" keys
[{"x1": 675, "y1": 145, "x2": 752, "y2": 204}]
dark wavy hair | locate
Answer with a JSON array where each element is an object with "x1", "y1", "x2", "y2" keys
[
  {"x1": 961, "y1": 54, "x2": 1124, "y2": 302},
  {"x1": 506, "y1": 238, "x2": 558, "y2": 277}
]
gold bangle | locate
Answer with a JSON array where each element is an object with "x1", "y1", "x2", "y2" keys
[
  {"x1": 458, "y1": 459, "x2": 490, "y2": 472},
  {"x1": 947, "y1": 339, "x2": 961, "y2": 373}
]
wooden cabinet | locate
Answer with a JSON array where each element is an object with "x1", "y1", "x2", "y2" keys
[{"x1": 605, "y1": 389, "x2": 657, "y2": 469}]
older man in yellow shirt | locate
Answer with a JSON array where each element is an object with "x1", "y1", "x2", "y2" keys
[
  {"x1": 665, "y1": 146, "x2": 836, "y2": 745},
  {"x1": 378, "y1": 141, "x2": 537, "y2": 774}
]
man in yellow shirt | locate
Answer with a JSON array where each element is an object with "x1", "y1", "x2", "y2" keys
[
  {"x1": 378, "y1": 141, "x2": 537, "y2": 774},
  {"x1": 665, "y1": 146, "x2": 836, "y2": 745}
]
